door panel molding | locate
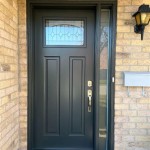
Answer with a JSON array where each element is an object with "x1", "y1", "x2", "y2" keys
[
  {"x1": 69, "y1": 57, "x2": 85, "y2": 136},
  {"x1": 27, "y1": 1, "x2": 117, "y2": 150},
  {"x1": 44, "y1": 57, "x2": 60, "y2": 136}
]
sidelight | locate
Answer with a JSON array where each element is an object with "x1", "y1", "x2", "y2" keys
[{"x1": 99, "y1": 9, "x2": 110, "y2": 150}]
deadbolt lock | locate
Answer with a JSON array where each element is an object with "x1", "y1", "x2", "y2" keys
[{"x1": 88, "y1": 80, "x2": 92, "y2": 87}]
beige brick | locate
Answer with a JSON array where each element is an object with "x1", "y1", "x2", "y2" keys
[
  {"x1": 115, "y1": 104, "x2": 129, "y2": 110},
  {"x1": 118, "y1": 13, "x2": 132, "y2": 20},
  {"x1": 114, "y1": 135, "x2": 122, "y2": 142},
  {"x1": 138, "y1": 111, "x2": 150, "y2": 116},
  {"x1": 115, "y1": 78, "x2": 123, "y2": 85},
  {"x1": 131, "y1": 0, "x2": 144, "y2": 5},
  {"x1": 0, "y1": 80, "x2": 11, "y2": 89},
  {"x1": 1, "y1": 95, "x2": 10, "y2": 105},
  {"x1": 142, "y1": 47, "x2": 150, "y2": 52},
  {"x1": 138, "y1": 99, "x2": 150, "y2": 103},
  {"x1": 116, "y1": 66, "x2": 130, "y2": 72},
  {"x1": 130, "y1": 104, "x2": 148, "y2": 110},
  {"x1": 122, "y1": 98, "x2": 137, "y2": 104},
  {"x1": 115, "y1": 72, "x2": 122, "y2": 79},
  {"x1": 129, "y1": 129, "x2": 147, "y2": 136},
  {"x1": 122, "y1": 110, "x2": 137, "y2": 116},
  {"x1": 0, "y1": 105, "x2": 5, "y2": 114},
  {"x1": 116, "y1": 59, "x2": 123, "y2": 65},
  {"x1": 124, "y1": 6, "x2": 138, "y2": 12},
  {"x1": 115, "y1": 110, "x2": 122, "y2": 116},
  {"x1": 129, "y1": 66, "x2": 149, "y2": 71},
  {"x1": 135, "y1": 136, "x2": 150, "y2": 142},
  {"x1": 116, "y1": 52, "x2": 130, "y2": 59},
  {"x1": 123, "y1": 123, "x2": 136, "y2": 129},
  {"x1": 137, "y1": 123, "x2": 150, "y2": 128},
  {"x1": 115, "y1": 85, "x2": 126, "y2": 91},
  {"x1": 122, "y1": 136, "x2": 135, "y2": 142},
  {"x1": 115, "y1": 97, "x2": 123, "y2": 103},
  {"x1": 143, "y1": 33, "x2": 150, "y2": 39},
  {"x1": 131, "y1": 53, "x2": 149, "y2": 59},
  {"x1": 117, "y1": 26, "x2": 131, "y2": 33},
  {"x1": 117, "y1": 20, "x2": 125, "y2": 26},
  {"x1": 117, "y1": 33, "x2": 124, "y2": 39},
  {"x1": 115, "y1": 129, "x2": 129, "y2": 135},
  {"x1": 129, "y1": 117, "x2": 147, "y2": 122},
  {"x1": 115, "y1": 116, "x2": 129, "y2": 122},
  {"x1": 132, "y1": 40, "x2": 150, "y2": 46},
  {"x1": 138, "y1": 60, "x2": 150, "y2": 65},
  {"x1": 115, "y1": 91, "x2": 129, "y2": 97},
  {"x1": 147, "y1": 117, "x2": 150, "y2": 122},
  {"x1": 117, "y1": 7, "x2": 125, "y2": 13},
  {"x1": 118, "y1": 0, "x2": 131, "y2": 6},
  {"x1": 122, "y1": 59, "x2": 138, "y2": 65},
  {"x1": 124, "y1": 33, "x2": 141, "y2": 39}
]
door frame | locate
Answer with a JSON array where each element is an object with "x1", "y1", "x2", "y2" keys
[{"x1": 27, "y1": 1, "x2": 117, "y2": 150}]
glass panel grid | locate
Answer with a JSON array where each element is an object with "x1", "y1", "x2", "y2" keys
[{"x1": 45, "y1": 20, "x2": 84, "y2": 46}]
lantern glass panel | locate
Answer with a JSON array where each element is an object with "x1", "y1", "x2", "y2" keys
[
  {"x1": 141, "y1": 13, "x2": 148, "y2": 24},
  {"x1": 141, "y1": 13, "x2": 150, "y2": 25},
  {"x1": 135, "y1": 13, "x2": 141, "y2": 25}
]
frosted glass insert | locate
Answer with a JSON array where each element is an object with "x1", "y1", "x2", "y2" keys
[{"x1": 45, "y1": 20, "x2": 84, "y2": 46}]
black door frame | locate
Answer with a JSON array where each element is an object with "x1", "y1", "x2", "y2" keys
[{"x1": 27, "y1": 1, "x2": 117, "y2": 150}]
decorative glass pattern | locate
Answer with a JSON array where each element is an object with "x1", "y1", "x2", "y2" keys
[{"x1": 45, "y1": 20, "x2": 84, "y2": 46}]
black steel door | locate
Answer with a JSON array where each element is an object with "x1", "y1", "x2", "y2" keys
[{"x1": 33, "y1": 8, "x2": 95, "y2": 150}]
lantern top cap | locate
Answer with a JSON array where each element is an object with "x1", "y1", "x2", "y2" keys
[{"x1": 133, "y1": 4, "x2": 150, "y2": 17}]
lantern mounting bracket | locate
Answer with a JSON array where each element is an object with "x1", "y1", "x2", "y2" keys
[{"x1": 134, "y1": 25, "x2": 145, "y2": 40}]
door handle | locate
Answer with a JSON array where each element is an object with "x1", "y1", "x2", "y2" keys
[
  {"x1": 88, "y1": 90, "x2": 92, "y2": 112},
  {"x1": 88, "y1": 96, "x2": 92, "y2": 106}
]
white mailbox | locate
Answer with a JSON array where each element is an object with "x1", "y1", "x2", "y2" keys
[
  {"x1": 124, "y1": 72, "x2": 150, "y2": 87},
  {"x1": 124, "y1": 72, "x2": 150, "y2": 97}
]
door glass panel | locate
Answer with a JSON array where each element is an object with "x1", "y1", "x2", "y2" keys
[
  {"x1": 99, "y1": 9, "x2": 110, "y2": 150},
  {"x1": 45, "y1": 20, "x2": 84, "y2": 46}
]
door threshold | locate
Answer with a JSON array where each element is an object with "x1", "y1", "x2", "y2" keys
[{"x1": 33, "y1": 148, "x2": 93, "y2": 150}]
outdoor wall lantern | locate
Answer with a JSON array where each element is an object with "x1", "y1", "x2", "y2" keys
[{"x1": 132, "y1": 4, "x2": 150, "y2": 40}]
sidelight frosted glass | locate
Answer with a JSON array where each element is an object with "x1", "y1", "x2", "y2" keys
[
  {"x1": 45, "y1": 20, "x2": 84, "y2": 46},
  {"x1": 99, "y1": 9, "x2": 110, "y2": 150}
]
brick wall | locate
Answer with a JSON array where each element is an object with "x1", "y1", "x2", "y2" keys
[
  {"x1": 0, "y1": 0, "x2": 19, "y2": 150},
  {"x1": 115, "y1": 0, "x2": 150, "y2": 150},
  {"x1": 18, "y1": 0, "x2": 27, "y2": 149}
]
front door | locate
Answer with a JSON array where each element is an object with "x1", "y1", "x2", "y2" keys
[{"x1": 33, "y1": 8, "x2": 95, "y2": 150}]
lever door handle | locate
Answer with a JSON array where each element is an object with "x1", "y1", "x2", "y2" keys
[
  {"x1": 88, "y1": 96, "x2": 92, "y2": 106},
  {"x1": 88, "y1": 90, "x2": 92, "y2": 112}
]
